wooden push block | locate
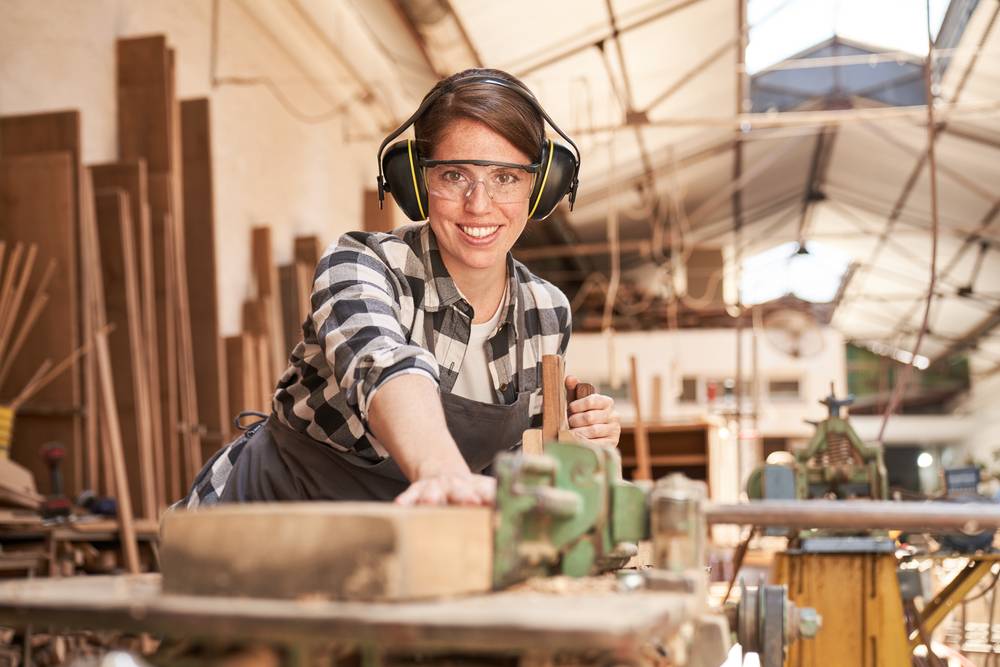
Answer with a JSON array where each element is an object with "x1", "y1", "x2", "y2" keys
[{"x1": 160, "y1": 502, "x2": 493, "y2": 601}]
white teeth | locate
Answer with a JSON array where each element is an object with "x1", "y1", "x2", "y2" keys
[{"x1": 460, "y1": 225, "x2": 499, "y2": 239}]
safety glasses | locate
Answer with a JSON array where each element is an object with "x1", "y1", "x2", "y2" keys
[{"x1": 421, "y1": 159, "x2": 539, "y2": 204}]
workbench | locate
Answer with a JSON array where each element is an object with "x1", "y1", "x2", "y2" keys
[{"x1": 0, "y1": 573, "x2": 698, "y2": 664}]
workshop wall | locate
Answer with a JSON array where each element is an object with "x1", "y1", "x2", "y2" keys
[
  {"x1": 957, "y1": 372, "x2": 1000, "y2": 476},
  {"x1": 565, "y1": 327, "x2": 848, "y2": 440},
  {"x1": 0, "y1": 0, "x2": 375, "y2": 335}
]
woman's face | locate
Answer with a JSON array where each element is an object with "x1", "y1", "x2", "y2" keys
[{"x1": 425, "y1": 117, "x2": 533, "y2": 276}]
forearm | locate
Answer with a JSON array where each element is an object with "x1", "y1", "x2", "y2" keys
[{"x1": 367, "y1": 374, "x2": 468, "y2": 481}]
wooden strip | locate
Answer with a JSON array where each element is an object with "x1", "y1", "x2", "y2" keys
[
  {"x1": 180, "y1": 98, "x2": 228, "y2": 448},
  {"x1": 278, "y1": 262, "x2": 311, "y2": 358},
  {"x1": 0, "y1": 153, "x2": 81, "y2": 497},
  {"x1": 650, "y1": 375, "x2": 663, "y2": 423},
  {"x1": 628, "y1": 356, "x2": 651, "y2": 481},
  {"x1": 363, "y1": 188, "x2": 396, "y2": 233},
  {"x1": 93, "y1": 189, "x2": 157, "y2": 520},
  {"x1": 224, "y1": 336, "x2": 254, "y2": 422},
  {"x1": 0, "y1": 111, "x2": 89, "y2": 497},
  {"x1": 541, "y1": 355, "x2": 567, "y2": 443},
  {"x1": 91, "y1": 161, "x2": 164, "y2": 506},
  {"x1": 256, "y1": 336, "x2": 271, "y2": 413},
  {"x1": 293, "y1": 235, "x2": 322, "y2": 269},
  {"x1": 251, "y1": 227, "x2": 285, "y2": 379},
  {"x1": 78, "y1": 175, "x2": 140, "y2": 572}
]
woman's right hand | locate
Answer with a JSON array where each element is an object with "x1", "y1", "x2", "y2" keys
[{"x1": 394, "y1": 472, "x2": 496, "y2": 506}]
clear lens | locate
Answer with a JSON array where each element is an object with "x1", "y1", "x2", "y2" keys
[{"x1": 425, "y1": 164, "x2": 535, "y2": 204}]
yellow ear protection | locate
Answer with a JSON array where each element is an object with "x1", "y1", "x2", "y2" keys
[{"x1": 377, "y1": 75, "x2": 581, "y2": 222}]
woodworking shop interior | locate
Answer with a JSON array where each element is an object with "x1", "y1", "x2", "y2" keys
[{"x1": 3, "y1": 0, "x2": 1000, "y2": 665}]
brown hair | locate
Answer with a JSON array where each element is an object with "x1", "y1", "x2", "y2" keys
[{"x1": 414, "y1": 68, "x2": 544, "y2": 162}]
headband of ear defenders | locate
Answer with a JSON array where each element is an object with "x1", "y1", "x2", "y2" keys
[{"x1": 376, "y1": 74, "x2": 581, "y2": 222}]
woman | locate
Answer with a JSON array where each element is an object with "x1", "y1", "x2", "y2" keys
[{"x1": 183, "y1": 68, "x2": 621, "y2": 508}]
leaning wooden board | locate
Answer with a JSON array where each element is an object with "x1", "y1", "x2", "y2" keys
[
  {"x1": 0, "y1": 153, "x2": 81, "y2": 497},
  {"x1": 0, "y1": 112, "x2": 89, "y2": 497},
  {"x1": 180, "y1": 98, "x2": 228, "y2": 450},
  {"x1": 93, "y1": 189, "x2": 157, "y2": 520},
  {"x1": 160, "y1": 503, "x2": 493, "y2": 601},
  {"x1": 0, "y1": 573, "x2": 691, "y2": 657}
]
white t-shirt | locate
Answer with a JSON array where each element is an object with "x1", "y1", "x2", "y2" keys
[{"x1": 451, "y1": 292, "x2": 506, "y2": 404}]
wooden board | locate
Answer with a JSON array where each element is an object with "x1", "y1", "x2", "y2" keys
[
  {"x1": 117, "y1": 36, "x2": 173, "y2": 173},
  {"x1": 0, "y1": 153, "x2": 81, "y2": 497},
  {"x1": 363, "y1": 188, "x2": 396, "y2": 233},
  {"x1": 93, "y1": 189, "x2": 157, "y2": 520},
  {"x1": 250, "y1": 226, "x2": 284, "y2": 379},
  {"x1": 0, "y1": 111, "x2": 89, "y2": 497},
  {"x1": 278, "y1": 262, "x2": 311, "y2": 358},
  {"x1": 90, "y1": 161, "x2": 164, "y2": 506},
  {"x1": 224, "y1": 335, "x2": 257, "y2": 421},
  {"x1": 161, "y1": 503, "x2": 493, "y2": 600},
  {"x1": 180, "y1": 98, "x2": 228, "y2": 449},
  {"x1": 0, "y1": 573, "x2": 692, "y2": 657},
  {"x1": 293, "y1": 235, "x2": 322, "y2": 271},
  {"x1": 541, "y1": 355, "x2": 567, "y2": 443}
]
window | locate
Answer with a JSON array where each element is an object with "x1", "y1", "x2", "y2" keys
[
  {"x1": 680, "y1": 377, "x2": 699, "y2": 403},
  {"x1": 768, "y1": 379, "x2": 801, "y2": 401}
]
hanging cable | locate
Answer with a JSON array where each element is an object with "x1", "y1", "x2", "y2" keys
[{"x1": 877, "y1": 0, "x2": 941, "y2": 443}]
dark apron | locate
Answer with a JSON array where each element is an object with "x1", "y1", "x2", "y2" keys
[{"x1": 218, "y1": 294, "x2": 537, "y2": 503}]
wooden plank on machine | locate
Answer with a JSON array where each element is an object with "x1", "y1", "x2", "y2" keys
[
  {"x1": 160, "y1": 503, "x2": 492, "y2": 600},
  {"x1": 180, "y1": 98, "x2": 228, "y2": 449},
  {"x1": 93, "y1": 188, "x2": 157, "y2": 520},
  {"x1": 0, "y1": 153, "x2": 81, "y2": 498},
  {"x1": 0, "y1": 111, "x2": 89, "y2": 497},
  {"x1": 91, "y1": 161, "x2": 164, "y2": 507}
]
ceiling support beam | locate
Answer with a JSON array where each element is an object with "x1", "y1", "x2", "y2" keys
[{"x1": 514, "y1": 0, "x2": 708, "y2": 77}]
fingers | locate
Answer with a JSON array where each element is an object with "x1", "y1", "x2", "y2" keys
[
  {"x1": 568, "y1": 392, "x2": 613, "y2": 415},
  {"x1": 570, "y1": 422, "x2": 620, "y2": 441},
  {"x1": 568, "y1": 408, "x2": 615, "y2": 428}
]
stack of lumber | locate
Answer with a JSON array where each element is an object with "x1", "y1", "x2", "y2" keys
[{"x1": 0, "y1": 34, "x2": 230, "y2": 573}]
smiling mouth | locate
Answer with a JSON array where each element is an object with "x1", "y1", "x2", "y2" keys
[{"x1": 459, "y1": 224, "x2": 500, "y2": 239}]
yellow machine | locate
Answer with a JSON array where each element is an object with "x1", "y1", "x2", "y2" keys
[{"x1": 740, "y1": 390, "x2": 999, "y2": 666}]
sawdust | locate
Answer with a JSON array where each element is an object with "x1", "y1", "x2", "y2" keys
[{"x1": 505, "y1": 573, "x2": 622, "y2": 595}]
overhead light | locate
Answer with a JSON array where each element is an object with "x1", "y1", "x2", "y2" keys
[{"x1": 917, "y1": 452, "x2": 934, "y2": 469}]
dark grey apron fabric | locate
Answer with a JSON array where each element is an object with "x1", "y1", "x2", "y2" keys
[{"x1": 217, "y1": 292, "x2": 538, "y2": 503}]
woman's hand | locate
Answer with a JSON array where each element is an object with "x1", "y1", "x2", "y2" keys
[
  {"x1": 564, "y1": 375, "x2": 621, "y2": 447},
  {"x1": 395, "y1": 472, "x2": 496, "y2": 506}
]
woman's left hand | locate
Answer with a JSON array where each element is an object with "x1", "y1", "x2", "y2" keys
[{"x1": 564, "y1": 376, "x2": 621, "y2": 447}]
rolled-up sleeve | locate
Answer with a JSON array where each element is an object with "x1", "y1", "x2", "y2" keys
[{"x1": 310, "y1": 235, "x2": 439, "y2": 423}]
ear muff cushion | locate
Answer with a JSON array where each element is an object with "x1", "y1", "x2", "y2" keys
[
  {"x1": 381, "y1": 140, "x2": 428, "y2": 221},
  {"x1": 527, "y1": 141, "x2": 576, "y2": 221}
]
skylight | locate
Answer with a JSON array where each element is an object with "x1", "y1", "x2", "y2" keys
[
  {"x1": 740, "y1": 241, "x2": 852, "y2": 305},
  {"x1": 747, "y1": 0, "x2": 953, "y2": 74}
]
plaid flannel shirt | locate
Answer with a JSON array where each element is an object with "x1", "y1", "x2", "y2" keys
[{"x1": 270, "y1": 222, "x2": 571, "y2": 462}]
